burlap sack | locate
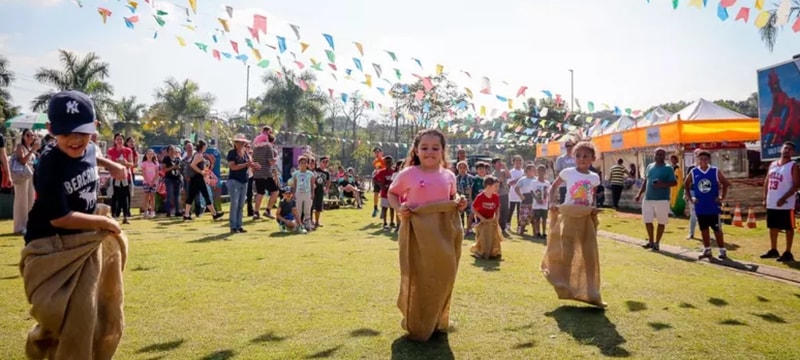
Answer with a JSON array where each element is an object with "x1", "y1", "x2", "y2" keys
[{"x1": 397, "y1": 200, "x2": 463, "y2": 342}]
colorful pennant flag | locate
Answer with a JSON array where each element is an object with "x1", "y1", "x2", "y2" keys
[
  {"x1": 97, "y1": 7, "x2": 111, "y2": 23},
  {"x1": 323, "y1": 34, "x2": 335, "y2": 50},
  {"x1": 735, "y1": 7, "x2": 750, "y2": 22},
  {"x1": 253, "y1": 14, "x2": 267, "y2": 34},
  {"x1": 187, "y1": 0, "x2": 196, "y2": 14},
  {"x1": 218, "y1": 18, "x2": 229, "y2": 32},
  {"x1": 354, "y1": 42, "x2": 364, "y2": 56}
]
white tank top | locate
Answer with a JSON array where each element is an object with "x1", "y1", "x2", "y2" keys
[{"x1": 766, "y1": 160, "x2": 797, "y2": 210}]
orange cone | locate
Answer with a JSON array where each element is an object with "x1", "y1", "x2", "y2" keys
[
  {"x1": 733, "y1": 203, "x2": 743, "y2": 227},
  {"x1": 747, "y1": 206, "x2": 757, "y2": 228}
]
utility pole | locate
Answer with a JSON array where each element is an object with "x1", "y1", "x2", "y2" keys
[
  {"x1": 393, "y1": 98, "x2": 400, "y2": 159},
  {"x1": 244, "y1": 65, "x2": 251, "y2": 121},
  {"x1": 569, "y1": 69, "x2": 574, "y2": 112}
]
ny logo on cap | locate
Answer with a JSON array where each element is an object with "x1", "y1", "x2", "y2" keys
[{"x1": 66, "y1": 100, "x2": 80, "y2": 114}]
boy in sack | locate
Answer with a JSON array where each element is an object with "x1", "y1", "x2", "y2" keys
[{"x1": 20, "y1": 90, "x2": 130, "y2": 359}]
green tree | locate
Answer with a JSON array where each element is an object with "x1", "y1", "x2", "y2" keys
[
  {"x1": 151, "y1": 78, "x2": 215, "y2": 140},
  {"x1": 112, "y1": 96, "x2": 146, "y2": 137},
  {"x1": 255, "y1": 68, "x2": 326, "y2": 133},
  {"x1": 31, "y1": 49, "x2": 115, "y2": 125},
  {"x1": 0, "y1": 55, "x2": 18, "y2": 121},
  {"x1": 759, "y1": 0, "x2": 800, "y2": 52}
]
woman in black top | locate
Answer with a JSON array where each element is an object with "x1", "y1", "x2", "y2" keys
[{"x1": 182, "y1": 140, "x2": 224, "y2": 221}]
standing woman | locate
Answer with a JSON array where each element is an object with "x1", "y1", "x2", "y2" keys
[
  {"x1": 161, "y1": 145, "x2": 182, "y2": 217},
  {"x1": 12, "y1": 129, "x2": 39, "y2": 234},
  {"x1": 108, "y1": 133, "x2": 134, "y2": 224},
  {"x1": 227, "y1": 134, "x2": 258, "y2": 233},
  {"x1": 184, "y1": 140, "x2": 224, "y2": 221}
]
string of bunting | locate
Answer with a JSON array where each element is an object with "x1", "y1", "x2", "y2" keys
[
  {"x1": 657, "y1": 0, "x2": 800, "y2": 31},
  {"x1": 72, "y1": 0, "x2": 658, "y2": 145}
]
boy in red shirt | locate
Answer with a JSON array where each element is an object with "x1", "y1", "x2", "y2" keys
[
  {"x1": 473, "y1": 176, "x2": 500, "y2": 222},
  {"x1": 374, "y1": 155, "x2": 395, "y2": 230}
]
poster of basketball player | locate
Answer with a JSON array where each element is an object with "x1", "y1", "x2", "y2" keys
[{"x1": 757, "y1": 58, "x2": 800, "y2": 160}]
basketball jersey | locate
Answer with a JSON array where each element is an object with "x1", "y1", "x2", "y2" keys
[
  {"x1": 766, "y1": 160, "x2": 797, "y2": 210},
  {"x1": 691, "y1": 166, "x2": 719, "y2": 215}
]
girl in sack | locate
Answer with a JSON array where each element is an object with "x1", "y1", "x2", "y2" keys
[
  {"x1": 543, "y1": 140, "x2": 606, "y2": 308},
  {"x1": 388, "y1": 129, "x2": 467, "y2": 342},
  {"x1": 12, "y1": 128, "x2": 39, "y2": 234}
]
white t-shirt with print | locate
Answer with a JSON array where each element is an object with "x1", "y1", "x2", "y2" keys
[
  {"x1": 515, "y1": 176, "x2": 536, "y2": 204},
  {"x1": 508, "y1": 168, "x2": 525, "y2": 202},
  {"x1": 559, "y1": 167, "x2": 600, "y2": 207},
  {"x1": 531, "y1": 179, "x2": 551, "y2": 210}
]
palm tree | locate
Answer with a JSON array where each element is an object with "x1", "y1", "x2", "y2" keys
[
  {"x1": 152, "y1": 78, "x2": 215, "y2": 138},
  {"x1": 113, "y1": 96, "x2": 146, "y2": 136},
  {"x1": 1, "y1": 55, "x2": 19, "y2": 121},
  {"x1": 255, "y1": 68, "x2": 326, "y2": 133},
  {"x1": 759, "y1": 1, "x2": 800, "y2": 52},
  {"x1": 31, "y1": 50, "x2": 115, "y2": 124}
]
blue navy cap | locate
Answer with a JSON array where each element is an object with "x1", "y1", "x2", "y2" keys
[
  {"x1": 282, "y1": 187, "x2": 293, "y2": 193},
  {"x1": 47, "y1": 90, "x2": 96, "y2": 135}
]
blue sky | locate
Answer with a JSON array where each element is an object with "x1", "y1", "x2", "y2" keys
[{"x1": 1, "y1": 0, "x2": 800, "y2": 117}]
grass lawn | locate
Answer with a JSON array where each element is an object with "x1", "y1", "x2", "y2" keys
[
  {"x1": 597, "y1": 210, "x2": 800, "y2": 272},
  {"x1": 1, "y1": 206, "x2": 799, "y2": 359}
]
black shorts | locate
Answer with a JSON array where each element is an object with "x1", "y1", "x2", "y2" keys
[
  {"x1": 313, "y1": 191, "x2": 324, "y2": 212},
  {"x1": 254, "y1": 178, "x2": 279, "y2": 195},
  {"x1": 372, "y1": 180, "x2": 381, "y2": 193},
  {"x1": 697, "y1": 214, "x2": 721, "y2": 232},
  {"x1": 766, "y1": 209, "x2": 795, "y2": 231}
]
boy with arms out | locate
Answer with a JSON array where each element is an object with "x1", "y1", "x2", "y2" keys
[{"x1": 684, "y1": 150, "x2": 730, "y2": 260}]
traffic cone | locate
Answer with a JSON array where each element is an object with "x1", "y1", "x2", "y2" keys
[
  {"x1": 733, "y1": 203, "x2": 743, "y2": 227},
  {"x1": 747, "y1": 206, "x2": 757, "y2": 228}
]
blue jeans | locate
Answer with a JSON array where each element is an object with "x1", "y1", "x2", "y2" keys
[
  {"x1": 228, "y1": 179, "x2": 247, "y2": 230},
  {"x1": 165, "y1": 177, "x2": 181, "y2": 215}
]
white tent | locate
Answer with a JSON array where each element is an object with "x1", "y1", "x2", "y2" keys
[
  {"x1": 668, "y1": 98, "x2": 750, "y2": 121},
  {"x1": 605, "y1": 115, "x2": 637, "y2": 133},
  {"x1": 637, "y1": 107, "x2": 673, "y2": 127}
]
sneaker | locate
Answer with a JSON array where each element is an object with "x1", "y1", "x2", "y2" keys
[
  {"x1": 502, "y1": 230, "x2": 510, "y2": 237},
  {"x1": 237, "y1": 228, "x2": 247, "y2": 233},
  {"x1": 760, "y1": 249, "x2": 780, "y2": 259},
  {"x1": 685, "y1": 235, "x2": 695, "y2": 240},
  {"x1": 280, "y1": 225, "x2": 287, "y2": 233},
  {"x1": 316, "y1": 223, "x2": 323, "y2": 228},
  {"x1": 652, "y1": 243, "x2": 660, "y2": 251},
  {"x1": 264, "y1": 212, "x2": 275, "y2": 219},
  {"x1": 122, "y1": 218, "x2": 130, "y2": 225},
  {"x1": 718, "y1": 248, "x2": 728, "y2": 260},
  {"x1": 389, "y1": 223, "x2": 395, "y2": 229},
  {"x1": 777, "y1": 251, "x2": 795, "y2": 263},
  {"x1": 253, "y1": 214, "x2": 261, "y2": 220},
  {"x1": 183, "y1": 215, "x2": 192, "y2": 221},
  {"x1": 372, "y1": 208, "x2": 378, "y2": 217},
  {"x1": 699, "y1": 248, "x2": 712, "y2": 260},
  {"x1": 383, "y1": 224, "x2": 390, "y2": 230},
  {"x1": 212, "y1": 212, "x2": 224, "y2": 221},
  {"x1": 299, "y1": 227, "x2": 308, "y2": 234},
  {"x1": 642, "y1": 242, "x2": 654, "y2": 249}
]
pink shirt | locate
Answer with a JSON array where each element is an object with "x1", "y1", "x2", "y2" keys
[
  {"x1": 389, "y1": 166, "x2": 456, "y2": 208},
  {"x1": 141, "y1": 161, "x2": 159, "y2": 185}
]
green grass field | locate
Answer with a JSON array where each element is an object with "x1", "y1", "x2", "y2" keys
[{"x1": 1, "y1": 206, "x2": 799, "y2": 359}]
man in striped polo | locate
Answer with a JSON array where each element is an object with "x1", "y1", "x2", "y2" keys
[{"x1": 609, "y1": 158, "x2": 627, "y2": 209}]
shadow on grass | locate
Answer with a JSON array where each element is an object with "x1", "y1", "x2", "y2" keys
[
  {"x1": 707, "y1": 257, "x2": 759, "y2": 272},
  {"x1": 516, "y1": 234, "x2": 546, "y2": 245},
  {"x1": 783, "y1": 262, "x2": 800, "y2": 270},
  {"x1": 512, "y1": 341, "x2": 535, "y2": 349},
  {"x1": 199, "y1": 349, "x2": 235, "y2": 360},
  {"x1": 131, "y1": 265, "x2": 155, "y2": 272},
  {"x1": 360, "y1": 223, "x2": 382, "y2": 231},
  {"x1": 136, "y1": 339, "x2": 185, "y2": 353},
  {"x1": 0, "y1": 232, "x2": 19, "y2": 237},
  {"x1": 647, "y1": 322, "x2": 672, "y2": 331},
  {"x1": 390, "y1": 333, "x2": 453, "y2": 360},
  {"x1": 268, "y1": 231, "x2": 294, "y2": 238},
  {"x1": 750, "y1": 312, "x2": 788, "y2": 324},
  {"x1": 545, "y1": 306, "x2": 630, "y2": 357},
  {"x1": 187, "y1": 232, "x2": 234, "y2": 243},
  {"x1": 678, "y1": 302, "x2": 696, "y2": 309},
  {"x1": 350, "y1": 328, "x2": 381, "y2": 337},
  {"x1": 471, "y1": 255, "x2": 502, "y2": 272},
  {"x1": 0, "y1": 275, "x2": 20, "y2": 280},
  {"x1": 304, "y1": 345, "x2": 342, "y2": 359},
  {"x1": 708, "y1": 298, "x2": 729, "y2": 307},
  {"x1": 756, "y1": 296, "x2": 770, "y2": 302},
  {"x1": 251, "y1": 332, "x2": 287, "y2": 343},
  {"x1": 719, "y1": 319, "x2": 748, "y2": 326},
  {"x1": 624, "y1": 301, "x2": 647, "y2": 312}
]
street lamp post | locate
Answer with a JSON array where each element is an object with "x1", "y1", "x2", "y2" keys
[
  {"x1": 569, "y1": 69, "x2": 574, "y2": 112},
  {"x1": 244, "y1": 65, "x2": 251, "y2": 121}
]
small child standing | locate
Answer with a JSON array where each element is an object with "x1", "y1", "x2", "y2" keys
[
  {"x1": 514, "y1": 164, "x2": 537, "y2": 234},
  {"x1": 375, "y1": 155, "x2": 396, "y2": 230},
  {"x1": 531, "y1": 165, "x2": 551, "y2": 238},
  {"x1": 289, "y1": 156, "x2": 315, "y2": 231},
  {"x1": 141, "y1": 149, "x2": 160, "y2": 218},
  {"x1": 313, "y1": 156, "x2": 331, "y2": 228},
  {"x1": 277, "y1": 187, "x2": 305, "y2": 234},
  {"x1": 391, "y1": 160, "x2": 404, "y2": 233},
  {"x1": 455, "y1": 161, "x2": 475, "y2": 235},
  {"x1": 543, "y1": 141, "x2": 605, "y2": 308}
]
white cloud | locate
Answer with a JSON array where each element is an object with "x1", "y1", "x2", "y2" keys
[{"x1": 0, "y1": 0, "x2": 64, "y2": 7}]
